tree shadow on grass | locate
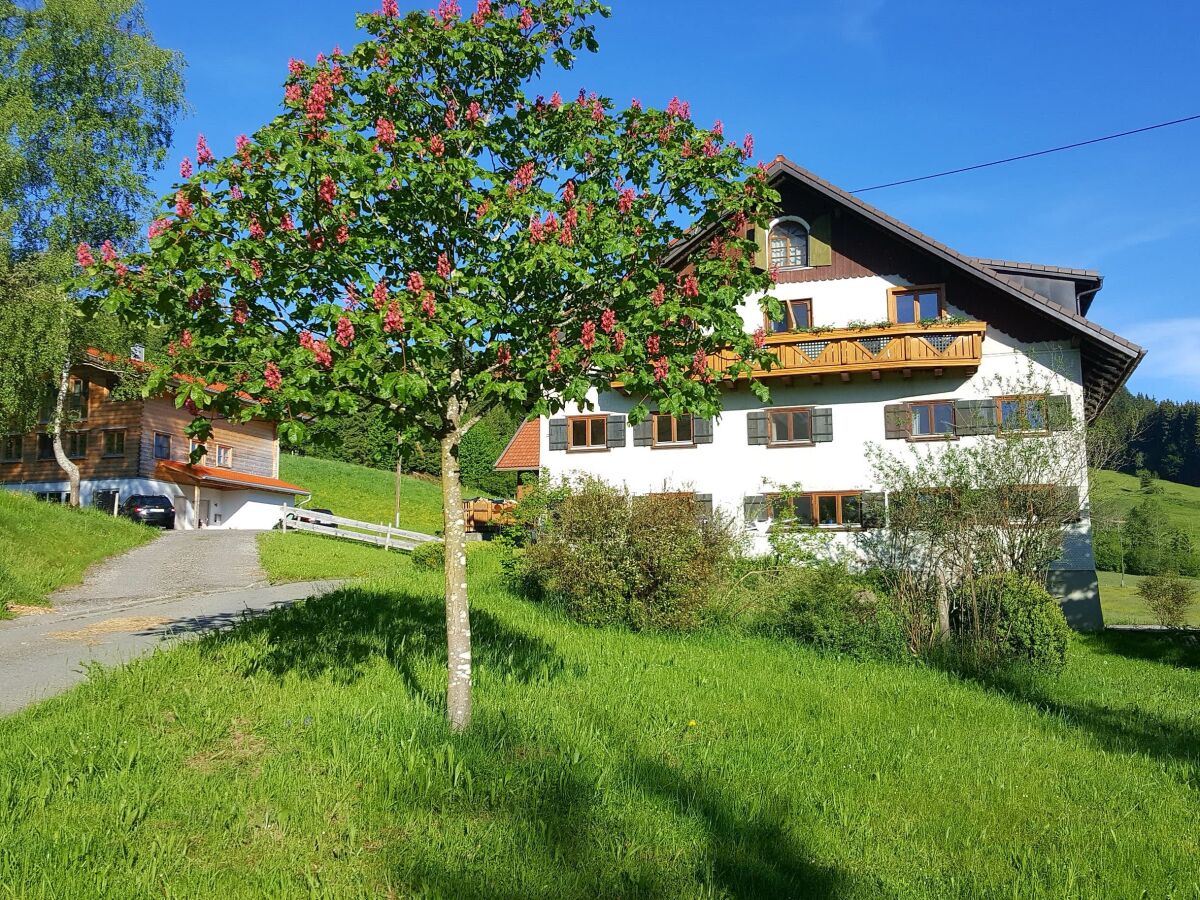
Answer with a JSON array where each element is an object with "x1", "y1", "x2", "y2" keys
[
  {"x1": 1083, "y1": 628, "x2": 1200, "y2": 671},
  {"x1": 202, "y1": 584, "x2": 564, "y2": 711}
]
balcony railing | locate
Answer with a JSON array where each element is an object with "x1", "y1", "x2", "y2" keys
[{"x1": 709, "y1": 321, "x2": 987, "y2": 381}]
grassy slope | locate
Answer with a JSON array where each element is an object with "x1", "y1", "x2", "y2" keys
[
  {"x1": 1091, "y1": 469, "x2": 1200, "y2": 546},
  {"x1": 0, "y1": 489, "x2": 155, "y2": 611},
  {"x1": 279, "y1": 454, "x2": 446, "y2": 536},
  {"x1": 1, "y1": 539, "x2": 1196, "y2": 898}
]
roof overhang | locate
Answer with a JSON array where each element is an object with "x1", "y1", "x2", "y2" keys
[{"x1": 156, "y1": 460, "x2": 309, "y2": 496}]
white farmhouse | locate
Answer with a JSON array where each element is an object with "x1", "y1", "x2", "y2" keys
[{"x1": 496, "y1": 158, "x2": 1144, "y2": 630}]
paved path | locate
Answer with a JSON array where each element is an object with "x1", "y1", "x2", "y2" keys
[{"x1": 2, "y1": 531, "x2": 342, "y2": 715}]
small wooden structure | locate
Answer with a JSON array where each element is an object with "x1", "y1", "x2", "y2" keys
[{"x1": 463, "y1": 498, "x2": 517, "y2": 534}]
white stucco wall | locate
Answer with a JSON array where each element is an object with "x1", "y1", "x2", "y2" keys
[{"x1": 539, "y1": 273, "x2": 1094, "y2": 564}]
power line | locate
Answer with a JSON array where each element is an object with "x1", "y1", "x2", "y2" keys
[{"x1": 850, "y1": 113, "x2": 1200, "y2": 193}]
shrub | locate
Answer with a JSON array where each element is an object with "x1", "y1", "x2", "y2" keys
[
  {"x1": 1136, "y1": 574, "x2": 1197, "y2": 628},
  {"x1": 955, "y1": 574, "x2": 1070, "y2": 674},
  {"x1": 768, "y1": 563, "x2": 907, "y2": 660},
  {"x1": 509, "y1": 478, "x2": 739, "y2": 631},
  {"x1": 410, "y1": 541, "x2": 445, "y2": 572}
]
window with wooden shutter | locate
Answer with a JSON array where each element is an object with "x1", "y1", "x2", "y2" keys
[
  {"x1": 883, "y1": 404, "x2": 910, "y2": 440},
  {"x1": 997, "y1": 395, "x2": 1050, "y2": 435},
  {"x1": 548, "y1": 418, "x2": 568, "y2": 451},
  {"x1": 909, "y1": 401, "x2": 956, "y2": 439},
  {"x1": 567, "y1": 415, "x2": 608, "y2": 450},
  {"x1": 652, "y1": 413, "x2": 694, "y2": 446},
  {"x1": 743, "y1": 495, "x2": 768, "y2": 523},
  {"x1": 954, "y1": 399, "x2": 997, "y2": 437},
  {"x1": 809, "y1": 214, "x2": 832, "y2": 267},
  {"x1": 769, "y1": 220, "x2": 809, "y2": 269},
  {"x1": 767, "y1": 407, "x2": 813, "y2": 446},
  {"x1": 746, "y1": 411, "x2": 769, "y2": 445},
  {"x1": 632, "y1": 417, "x2": 653, "y2": 447},
  {"x1": 812, "y1": 408, "x2": 834, "y2": 443},
  {"x1": 693, "y1": 417, "x2": 714, "y2": 445},
  {"x1": 606, "y1": 415, "x2": 627, "y2": 448}
]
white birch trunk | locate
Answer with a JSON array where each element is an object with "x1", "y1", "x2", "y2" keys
[
  {"x1": 50, "y1": 357, "x2": 81, "y2": 508},
  {"x1": 440, "y1": 409, "x2": 472, "y2": 732}
]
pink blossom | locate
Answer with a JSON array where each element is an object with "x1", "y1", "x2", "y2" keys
[
  {"x1": 580, "y1": 320, "x2": 596, "y2": 351},
  {"x1": 100, "y1": 240, "x2": 117, "y2": 263},
  {"x1": 184, "y1": 397, "x2": 199, "y2": 415},
  {"x1": 285, "y1": 83, "x2": 303, "y2": 105},
  {"x1": 591, "y1": 98, "x2": 604, "y2": 122},
  {"x1": 471, "y1": 0, "x2": 492, "y2": 26},
  {"x1": 666, "y1": 96, "x2": 690, "y2": 119},
  {"x1": 280, "y1": 213, "x2": 296, "y2": 232},
  {"x1": 631, "y1": 98, "x2": 642, "y2": 111},
  {"x1": 305, "y1": 71, "x2": 334, "y2": 123},
  {"x1": 175, "y1": 191, "x2": 194, "y2": 219},
  {"x1": 381, "y1": 0, "x2": 399, "y2": 15},
  {"x1": 646, "y1": 334, "x2": 660, "y2": 355},
  {"x1": 421, "y1": 291, "x2": 437, "y2": 317},
  {"x1": 230, "y1": 184, "x2": 244, "y2": 201},
  {"x1": 702, "y1": 137, "x2": 719, "y2": 158},
  {"x1": 548, "y1": 346, "x2": 561, "y2": 373},
  {"x1": 76, "y1": 242, "x2": 95, "y2": 268},
  {"x1": 335, "y1": 316, "x2": 355, "y2": 347},
  {"x1": 466, "y1": 101, "x2": 481, "y2": 125},
  {"x1": 495, "y1": 345, "x2": 511, "y2": 370},
  {"x1": 444, "y1": 106, "x2": 457, "y2": 129},
  {"x1": 299, "y1": 331, "x2": 314, "y2": 350},
  {"x1": 344, "y1": 283, "x2": 360, "y2": 309},
  {"x1": 600, "y1": 308, "x2": 616, "y2": 333},
  {"x1": 148, "y1": 219, "x2": 170, "y2": 240},
  {"x1": 235, "y1": 134, "x2": 251, "y2": 155},
  {"x1": 383, "y1": 301, "x2": 405, "y2": 333},
  {"x1": 251, "y1": 259, "x2": 263, "y2": 280},
  {"x1": 680, "y1": 274, "x2": 700, "y2": 298},
  {"x1": 318, "y1": 175, "x2": 337, "y2": 206},
  {"x1": 614, "y1": 330, "x2": 626, "y2": 351},
  {"x1": 681, "y1": 140, "x2": 693, "y2": 160},
  {"x1": 196, "y1": 134, "x2": 215, "y2": 165},
  {"x1": 563, "y1": 180, "x2": 576, "y2": 204},
  {"x1": 377, "y1": 47, "x2": 391, "y2": 68},
  {"x1": 336, "y1": 223, "x2": 349, "y2": 244},
  {"x1": 249, "y1": 217, "x2": 265, "y2": 240},
  {"x1": 558, "y1": 223, "x2": 573, "y2": 246},
  {"x1": 407, "y1": 271, "x2": 425, "y2": 294},
  {"x1": 770, "y1": 265, "x2": 781, "y2": 283},
  {"x1": 712, "y1": 120, "x2": 724, "y2": 138},
  {"x1": 653, "y1": 356, "x2": 669, "y2": 382},
  {"x1": 264, "y1": 362, "x2": 282, "y2": 390},
  {"x1": 180, "y1": 157, "x2": 193, "y2": 178},
  {"x1": 528, "y1": 215, "x2": 545, "y2": 244},
  {"x1": 437, "y1": 252, "x2": 452, "y2": 279},
  {"x1": 752, "y1": 327, "x2": 766, "y2": 349},
  {"x1": 691, "y1": 348, "x2": 707, "y2": 375},
  {"x1": 180, "y1": 329, "x2": 193, "y2": 349},
  {"x1": 650, "y1": 283, "x2": 665, "y2": 307},
  {"x1": 617, "y1": 187, "x2": 635, "y2": 215},
  {"x1": 511, "y1": 161, "x2": 535, "y2": 191},
  {"x1": 233, "y1": 301, "x2": 249, "y2": 324},
  {"x1": 742, "y1": 133, "x2": 754, "y2": 160},
  {"x1": 374, "y1": 279, "x2": 389, "y2": 309},
  {"x1": 307, "y1": 230, "x2": 325, "y2": 251},
  {"x1": 312, "y1": 340, "x2": 332, "y2": 369},
  {"x1": 435, "y1": 0, "x2": 461, "y2": 23},
  {"x1": 429, "y1": 134, "x2": 445, "y2": 157},
  {"x1": 519, "y1": 6, "x2": 534, "y2": 29},
  {"x1": 288, "y1": 58, "x2": 306, "y2": 76},
  {"x1": 375, "y1": 117, "x2": 397, "y2": 146},
  {"x1": 550, "y1": 91, "x2": 563, "y2": 110},
  {"x1": 475, "y1": 200, "x2": 490, "y2": 220}
]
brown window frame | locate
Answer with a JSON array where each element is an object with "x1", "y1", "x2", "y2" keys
[
  {"x1": 36, "y1": 433, "x2": 55, "y2": 460},
  {"x1": 566, "y1": 414, "x2": 608, "y2": 452},
  {"x1": 1, "y1": 434, "x2": 22, "y2": 463},
  {"x1": 153, "y1": 431, "x2": 172, "y2": 460},
  {"x1": 766, "y1": 406, "x2": 815, "y2": 447},
  {"x1": 996, "y1": 394, "x2": 1050, "y2": 435},
  {"x1": 908, "y1": 400, "x2": 957, "y2": 440},
  {"x1": 215, "y1": 444, "x2": 234, "y2": 468},
  {"x1": 651, "y1": 412, "x2": 695, "y2": 447},
  {"x1": 66, "y1": 430, "x2": 88, "y2": 460},
  {"x1": 764, "y1": 298, "x2": 814, "y2": 334},
  {"x1": 887, "y1": 284, "x2": 946, "y2": 325},
  {"x1": 102, "y1": 429, "x2": 126, "y2": 458},
  {"x1": 767, "y1": 490, "x2": 865, "y2": 530},
  {"x1": 769, "y1": 220, "x2": 810, "y2": 270}
]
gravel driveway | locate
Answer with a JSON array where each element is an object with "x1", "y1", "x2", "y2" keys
[{"x1": 49, "y1": 529, "x2": 268, "y2": 609}]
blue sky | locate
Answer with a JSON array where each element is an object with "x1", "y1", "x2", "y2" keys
[{"x1": 143, "y1": 0, "x2": 1200, "y2": 401}]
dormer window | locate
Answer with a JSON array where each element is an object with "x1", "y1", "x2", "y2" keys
[{"x1": 770, "y1": 219, "x2": 809, "y2": 270}]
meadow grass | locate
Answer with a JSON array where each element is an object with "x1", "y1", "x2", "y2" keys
[
  {"x1": 0, "y1": 539, "x2": 1197, "y2": 898},
  {"x1": 279, "y1": 455, "x2": 462, "y2": 536},
  {"x1": 0, "y1": 489, "x2": 155, "y2": 613},
  {"x1": 1099, "y1": 569, "x2": 1200, "y2": 627},
  {"x1": 1091, "y1": 469, "x2": 1200, "y2": 546}
]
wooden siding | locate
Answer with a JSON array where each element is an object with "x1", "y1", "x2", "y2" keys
[
  {"x1": 138, "y1": 396, "x2": 278, "y2": 480},
  {"x1": 0, "y1": 367, "x2": 142, "y2": 485}
]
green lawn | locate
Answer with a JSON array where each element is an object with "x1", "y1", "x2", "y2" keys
[
  {"x1": 1091, "y1": 469, "x2": 1200, "y2": 546},
  {"x1": 0, "y1": 489, "x2": 155, "y2": 614},
  {"x1": 1098, "y1": 570, "x2": 1200, "y2": 627},
  {"x1": 1, "y1": 538, "x2": 1196, "y2": 897}
]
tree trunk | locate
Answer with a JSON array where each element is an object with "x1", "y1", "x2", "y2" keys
[
  {"x1": 394, "y1": 432, "x2": 403, "y2": 529},
  {"x1": 440, "y1": 426, "x2": 472, "y2": 732},
  {"x1": 50, "y1": 357, "x2": 81, "y2": 508}
]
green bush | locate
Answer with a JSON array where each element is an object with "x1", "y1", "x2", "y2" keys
[
  {"x1": 767, "y1": 563, "x2": 907, "y2": 660},
  {"x1": 410, "y1": 541, "x2": 445, "y2": 572},
  {"x1": 956, "y1": 574, "x2": 1070, "y2": 674},
  {"x1": 1136, "y1": 574, "x2": 1197, "y2": 628},
  {"x1": 509, "y1": 478, "x2": 739, "y2": 631}
]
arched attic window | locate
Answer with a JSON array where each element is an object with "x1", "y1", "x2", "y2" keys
[{"x1": 770, "y1": 218, "x2": 809, "y2": 270}]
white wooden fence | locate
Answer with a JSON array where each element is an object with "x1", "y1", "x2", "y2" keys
[{"x1": 280, "y1": 508, "x2": 441, "y2": 552}]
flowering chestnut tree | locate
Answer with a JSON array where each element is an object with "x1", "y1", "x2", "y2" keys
[{"x1": 81, "y1": 0, "x2": 777, "y2": 731}]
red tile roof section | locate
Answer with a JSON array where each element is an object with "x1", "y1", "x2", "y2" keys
[
  {"x1": 494, "y1": 419, "x2": 540, "y2": 471},
  {"x1": 155, "y1": 460, "x2": 310, "y2": 496}
]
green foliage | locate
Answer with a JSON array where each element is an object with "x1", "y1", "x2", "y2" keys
[
  {"x1": 767, "y1": 562, "x2": 907, "y2": 660},
  {"x1": 1090, "y1": 388, "x2": 1200, "y2": 487},
  {"x1": 956, "y1": 574, "x2": 1070, "y2": 675},
  {"x1": 459, "y1": 406, "x2": 520, "y2": 497},
  {"x1": 510, "y1": 478, "x2": 739, "y2": 630},
  {"x1": 1136, "y1": 574, "x2": 1197, "y2": 629},
  {"x1": 410, "y1": 540, "x2": 445, "y2": 572},
  {"x1": 0, "y1": 259, "x2": 69, "y2": 429},
  {"x1": 1097, "y1": 570, "x2": 1200, "y2": 627},
  {"x1": 0, "y1": 550, "x2": 1197, "y2": 895},
  {"x1": 0, "y1": 488, "x2": 154, "y2": 611},
  {"x1": 1115, "y1": 497, "x2": 1200, "y2": 577},
  {"x1": 0, "y1": 0, "x2": 185, "y2": 255}
]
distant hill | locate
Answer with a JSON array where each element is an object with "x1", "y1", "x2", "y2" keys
[{"x1": 1090, "y1": 469, "x2": 1200, "y2": 547}]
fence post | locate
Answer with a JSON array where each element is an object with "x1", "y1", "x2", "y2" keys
[{"x1": 384, "y1": 525, "x2": 392, "y2": 551}]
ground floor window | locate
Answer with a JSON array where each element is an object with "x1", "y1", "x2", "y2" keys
[
  {"x1": 769, "y1": 491, "x2": 864, "y2": 528},
  {"x1": 66, "y1": 431, "x2": 88, "y2": 459},
  {"x1": 768, "y1": 407, "x2": 813, "y2": 446},
  {"x1": 103, "y1": 430, "x2": 126, "y2": 458},
  {"x1": 36, "y1": 433, "x2": 55, "y2": 460},
  {"x1": 997, "y1": 395, "x2": 1049, "y2": 434},
  {"x1": 910, "y1": 401, "x2": 955, "y2": 438},
  {"x1": 568, "y1": 415, "x2": 607, "y2": 450},
  {"x1": 653, "y1": 413, "x2": 694, "y2": 446},
  {"x1": 1, "y1": 434, "x2": 21, "y2": 462}
]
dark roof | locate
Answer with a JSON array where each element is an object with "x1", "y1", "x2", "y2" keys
[
  {"x1": 970, "y1": 258, "x2": 1101, "y2": 279},
  {"x1": 670, "y1": 156, "x2": 1143, "y2": 419}
]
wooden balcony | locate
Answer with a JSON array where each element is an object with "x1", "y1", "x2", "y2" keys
[{"x1": 711, "y1": 321, "x2": 987, "y2": 383}]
